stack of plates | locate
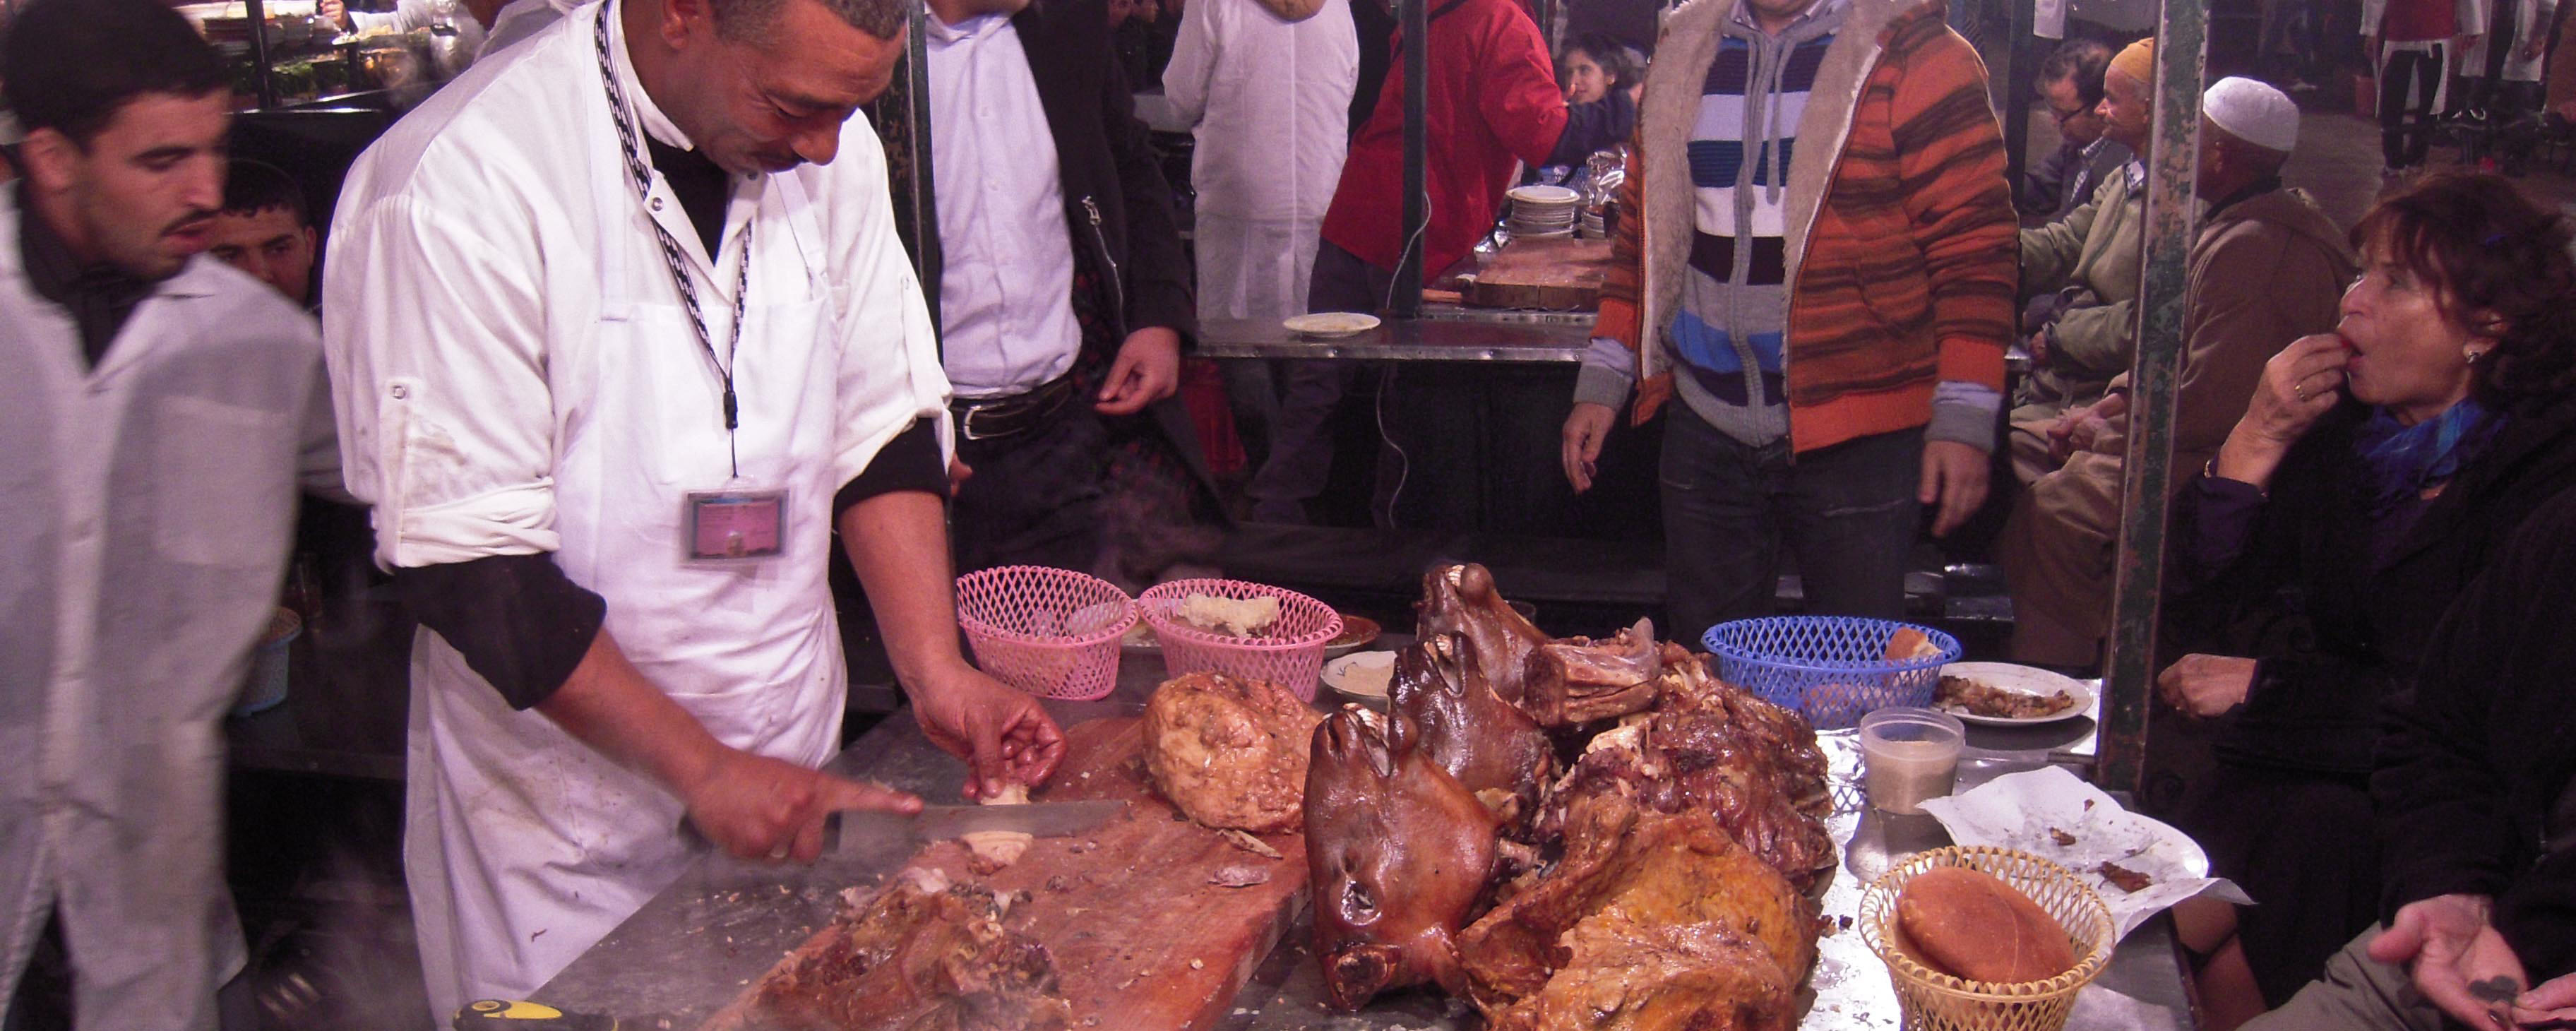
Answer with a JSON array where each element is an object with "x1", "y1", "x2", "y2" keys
[
  {"x1": 1505, "y1": 184, "x2": 1579, "y2": 239},
  {"x1": 1578, "y1": 208, "x2": 1607, "y2": 239}
]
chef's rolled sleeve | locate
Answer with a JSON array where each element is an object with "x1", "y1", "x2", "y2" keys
[
  {"x1": 833, "y1": 417, "x2": 948, "y2": 518},
  {"x1": 322, "y1": 194, "x2": 563, "y2": 570},
  {"x1": 394, "y1": 555, "x2": 604, "y2": 710},
  {"x1": 818, "y1": 119, "x2": 957, "y2": 491}
]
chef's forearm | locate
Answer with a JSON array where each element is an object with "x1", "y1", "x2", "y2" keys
[
  {"x1": 835, "y1": 489, "x2": 972, "y2": 693},
  {"x1": 536, "y1": 628, "x2": 727, "y2": 798}
]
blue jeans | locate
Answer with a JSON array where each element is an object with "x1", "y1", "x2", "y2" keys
[{"x1": 1660, "y1": 404, "x2": 1924, "y2": 643}]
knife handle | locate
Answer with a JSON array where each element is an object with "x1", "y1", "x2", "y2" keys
[{"x1": 453, "y1": 999, "x2": 619, "y2": 1030}]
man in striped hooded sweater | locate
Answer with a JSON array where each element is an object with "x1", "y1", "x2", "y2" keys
[{"x1": 1558, "y1": 0, "x2": 2015, "y2": 640}]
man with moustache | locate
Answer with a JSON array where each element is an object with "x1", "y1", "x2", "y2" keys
[
  {"x1": 0, "y1": 1, "x2": 343, "y2": 1027},
  {"x1": 322, "y1": 0, "x2": 1066, "y2": 1015}
]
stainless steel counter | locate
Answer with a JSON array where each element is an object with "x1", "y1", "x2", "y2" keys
[{"x1": 1197, "y1": 313, "x2": 1593, "y2": 363}]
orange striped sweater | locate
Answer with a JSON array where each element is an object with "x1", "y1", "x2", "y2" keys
[{"x1": 1591, "y1": 0, "x2": 2015, "y2": 453}]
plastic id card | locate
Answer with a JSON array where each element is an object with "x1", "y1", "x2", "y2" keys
[{"x1": 683, "y1": 487, "x2": 788, "y2": 563}]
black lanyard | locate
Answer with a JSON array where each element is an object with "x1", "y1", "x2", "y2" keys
[{"x1": 592, "y1": 6, "x2": 752, "y2": 475}]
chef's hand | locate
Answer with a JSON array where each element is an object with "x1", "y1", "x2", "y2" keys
[
  {"x1": 2512, "y1": 970, "x2": 2576, "y2": 1026},
  {"x1": 1096, "y1": 327, "x2": 1182, "y2": 416},
  {"x1": 1919, "y1": 440, "x2": 1988, "y2": 537},
  {"x1": 682, "y1": 748, "x2": 920, "y2": 863},
  {"x1": 318, "y1": 0, "x2": 351, "y2": 29},
  {"x1": 2214, "y1": 334, "x2": 2348, "y2": 489},
  {"x1": 2370, "y1": 894, "x2": 2530, "y2": 1031},
  {"x1": 912, "y1": 665, "x2": 1068, "y2": 800},
  {"x1": 2155, "y1": 653, "x2": 2256, "y2": 717},
  {"x1": 1561, "y1": 402, "x2": 1616, "y2": 493}
]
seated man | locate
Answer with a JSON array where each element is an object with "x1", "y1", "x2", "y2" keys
[
  {"x1": 2020, "y1": 37, "x2": 2128, "y2": 219},
  {"x1": 2242, "y1": 485, "x2": 2576, "y2": 1030},
  {"x1": 2000, "y1": 77, "x2": 2353, "y2": 667},
  {"x1": 2008, "y1": 37, "x2": 2153, "y2": 485},
  {"x1": 206, "y1": 160, "x2": 318, "y2": 311}
]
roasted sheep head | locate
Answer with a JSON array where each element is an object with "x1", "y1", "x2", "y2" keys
[
  {"x1": 1534, "y1": 660, "x2": 1836, "y2": 893},
  {"x1": 1417, "y1": 564, "x2": 1549, "y2": 706},
  {"x1": 1389, "y1": 633, "x2": 1555, "y2": 823},
  {"x1": 1305, "y1": 705, "x2": 1504, "y2": 1011},
  {"x1": 1521, "y1": 618, "x2": 1664, "y2": 727}
]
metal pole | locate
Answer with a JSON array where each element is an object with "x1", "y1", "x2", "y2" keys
[
  {"x1": 901, "y1": 4, "x2": 941, "y2": 328},
  {"x1": 1393, "y1": 0, "x2": 1429, "y2": 316},
  {"x1": 246, "y1": 0, "x2": 280, "y2": 111},
  {"x1": 2002, "y1": 0, "x2": 2034, "y2": 184},
  {"x1": 2097, "y1": 0, "x2": 2206, "y2": 794}
]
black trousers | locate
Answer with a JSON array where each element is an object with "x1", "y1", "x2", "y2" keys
[
  {"x1": 950, "y1": 400, "x2": 1111, "y2": 576},
  {"x1": 2380, "y1": 45, "x2": 2446, "y2": 169}
]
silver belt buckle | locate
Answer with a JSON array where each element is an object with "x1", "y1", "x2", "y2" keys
[{"x1": 958, "y1": 403, "x2": 1001, "y2": 441}]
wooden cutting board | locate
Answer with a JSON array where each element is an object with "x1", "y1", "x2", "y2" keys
[
  {"x1": 1465, "y1": 235, "x2": 1615, "y2": 311},
  {"x1": 700, "y1": 717, "x2": 1311, "y2": 1031}
]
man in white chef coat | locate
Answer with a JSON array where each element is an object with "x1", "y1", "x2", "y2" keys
[
  {"x1": 0, "y1": 1, "x2": 344, "y2": 1027},
  {"x1": 321, "y1": 0, "x2": 1066, "y2": 1018}
]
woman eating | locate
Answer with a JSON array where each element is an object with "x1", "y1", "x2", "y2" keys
[{"x1": 2152, "y1": 172, "x2": 2576, "y2": 1027}]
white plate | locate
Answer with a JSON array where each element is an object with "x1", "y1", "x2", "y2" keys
[
  {"x1": 1284, "y1": 311, "x2": 1382, "y2": 339},
  {"x1": 1505, "y1": 184, "x2": 1580, "y2": 205},
  {"x1": 1321, "y1": 650, "x2": 1399, "y2": 708},
  {"x1": 1120, "y1": 622, "x2": 1160, "y2": 653},
  {"x1": 1932, "y1": 661, "x2": 2094, "y2": 726}
]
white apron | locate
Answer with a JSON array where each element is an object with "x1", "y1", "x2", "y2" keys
[{"x1": 402, "y1": 165, "x2": 849, "y2": 1019}]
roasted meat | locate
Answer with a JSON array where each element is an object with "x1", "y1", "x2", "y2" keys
[
  {"x1": 1457, "y1": 794, "x2": 1818, "y2": 1016},
  {"x1": 1534, "y1": 653, "x2": 1836, "y2": 893},
  {"x1": 1305, "y1": 706, "x2": 1504, "y2": 1010},
  {"x1": 1521, "y1": 619, "x2": 1664, "y2": 727},
  {"x1": 1417, "y1": 564, "x2": 1550, "y2": 707},
  {"x1": 1485, "y1": 912, "x2": 1801, "y2": 1031},
  {"x1": 1140, "y1": 672, "x2": 1326, "y2": 833},
  {"x1": 1389, "y1": 633, "x2": 1554, "y2": 821},
  {"x1": 752, "y1": 875, "x2": 1071, "y2": 1031}
]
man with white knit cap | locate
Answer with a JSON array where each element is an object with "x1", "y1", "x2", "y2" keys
[{"x1": 2002, "y1": 76, "x2": 2356, "y2": 672}]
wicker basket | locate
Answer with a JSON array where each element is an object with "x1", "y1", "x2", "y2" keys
[
  {"x1": 1701, "y1": 616, "x2": 1962, "y2": 729},
  {"x1": 955, "y1": 566, "x2": 1135, "y2": 701},
  {"x1": 1138, "y1": 578, "x2": 1341, "y2": 701},
  {"x1": 1858, "y1": 847, "x2": 2118, "y2": 1031}
]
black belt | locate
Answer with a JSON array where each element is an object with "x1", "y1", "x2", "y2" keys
[{"x1": 951, "y1": 374, "x2": 1079, "y2": 441}]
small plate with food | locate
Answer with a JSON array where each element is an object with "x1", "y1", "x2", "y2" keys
[
  {"x1": 1932, "y1": 662, "x2": 2092, "y2": 725},
  {"x1": 1320, "y1": 650, "x2": 1398, "y2": 710},
  {"x1": 1323, "y1": 615, "x2": 1381, "y2": 658},
  {"x1": 1121, "y1": 622, "x2": 1161, "y2": 654},
  {"x1": 1283, "y1": 311, "x2": 1381, "y2": 339}
]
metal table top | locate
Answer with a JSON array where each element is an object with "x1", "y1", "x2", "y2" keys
[{"x1": 1196, "y1": 313, "x2": 1594, "y2": 363}]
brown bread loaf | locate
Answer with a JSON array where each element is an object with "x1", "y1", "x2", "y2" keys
[{"x1": 1895, "y1": 866, "x2": 2077, "y2": 984}]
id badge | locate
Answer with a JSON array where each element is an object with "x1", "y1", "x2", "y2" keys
[{"x1": 684, "y1": 487, "x2": 789, "y2": 563}]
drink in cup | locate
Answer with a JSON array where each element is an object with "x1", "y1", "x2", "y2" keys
[{"x1": 1859, "y1": 706, "x2": 1965, "y2": 815}]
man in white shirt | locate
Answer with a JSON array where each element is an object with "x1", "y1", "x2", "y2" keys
[
  {"x1": 1162, "y1": 0, "x2": 1356, "y2": 467},
  {"x1": 323, "y1": 0, "x2": 1064, "y2": 1016},
  {"x1": 924, "y1": 0, "x2": 1215, "y2": 580}
]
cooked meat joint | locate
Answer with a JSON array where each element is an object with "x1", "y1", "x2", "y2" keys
[
  {"x1": 1140, "y1": 672, "x2": 1326, "y2": 833},
  {"x1": 752, "y1": 880, "x2": 1071, "y2": 1031}
]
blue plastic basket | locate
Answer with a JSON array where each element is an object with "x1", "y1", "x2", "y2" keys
[{"x1": 1700, "y1": 616, "x2": 1962, "y2": 729}]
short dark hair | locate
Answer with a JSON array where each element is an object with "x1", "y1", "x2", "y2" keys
[
  {"x1": 2038, "y1": 37, "x2": 2113, "y2": 109},
  {"x1": 1, "y1": 0, "x2": 230, "y2": 147},
  {"x1": 2353, "y1": 172, "x2": 2576, "y2": 415},
  {"x1": 224, "y1": 160, "x2": 311, "y2": 227},
  {"x1": 711, "y1": 0, "x2": 908, "y2": 43}
]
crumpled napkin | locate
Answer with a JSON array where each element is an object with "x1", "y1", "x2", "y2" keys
[{"x1": 1919, "y1": 765, "x2": 2253, "y2": 939}]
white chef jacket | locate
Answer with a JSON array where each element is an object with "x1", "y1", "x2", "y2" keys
[
  {"x1": 478, "y1": 0, "x2": 590, "y2": 57},
  {"x1": 323, "y1": 1, "x2": 950, "y2": 1018},
  {"x1": 925, "y1": 11, "x2": 1085, "y2": 398},
  {"x1": 1162, "y1": 0, "x2": 1356, "y2": 319},
  {"x1": 0, "y1": 199, "x2": 340, "y2": 1031}
]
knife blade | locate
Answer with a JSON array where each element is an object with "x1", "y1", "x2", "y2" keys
[{"x1": 821, "y1": 800, "x2": 1128, "y2": 857}]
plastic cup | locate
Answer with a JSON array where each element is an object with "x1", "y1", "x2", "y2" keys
[{"x1": 1859, "y1": 706, "x2": 1965, "y2": 815}]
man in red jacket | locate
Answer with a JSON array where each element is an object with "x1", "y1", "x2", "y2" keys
[{"x1": 1244, "y1": 0, "x2": 1608, "y2": 522}]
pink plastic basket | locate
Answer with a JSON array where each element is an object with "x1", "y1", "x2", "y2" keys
[
  {"x1": 1138, "y1": 578, "x2": 1342, "y2": 701},
  {"x1": 955, "y1": 566, "x2": 1136, "y2": 701}
]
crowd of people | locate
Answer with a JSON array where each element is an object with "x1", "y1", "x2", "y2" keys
[{"x1": 4, "y1": 0, "x2": 2576, "y2": 1027}]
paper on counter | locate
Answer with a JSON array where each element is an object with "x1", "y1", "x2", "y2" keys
[{"x1": 1919, "y1": 766, "x2": 2252, "y2": 940}]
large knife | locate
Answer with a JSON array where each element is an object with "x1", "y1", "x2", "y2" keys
[{"x1": 822, "y1": 799, "x2": 1127, "y2": 857}]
